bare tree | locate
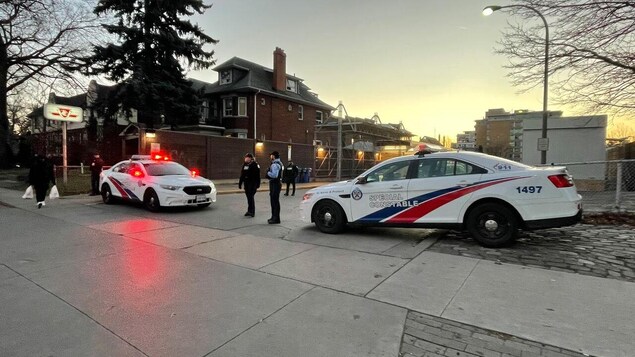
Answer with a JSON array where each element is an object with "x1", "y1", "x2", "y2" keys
[
  {"x1": 607, "y1": 120, "x2": 635, "y2": 139},
  {"x1": 0, "y1": 0, "x2": 101, "y2": 167},
  {"x1": 495, "y1": 0, "x2": 635, "y2": 117}
]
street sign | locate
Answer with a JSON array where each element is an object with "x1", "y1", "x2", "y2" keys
[
  {"x1": 537, "y1": 138, "x2": 549, "y2": 151},
  {"x1": 43, "y1": 104, "x2": 83, "y2": 122}
]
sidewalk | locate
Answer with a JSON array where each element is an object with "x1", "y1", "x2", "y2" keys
[
  {"x1": 212, "y1": 179, "x2": 325, "y2": 195},
  {"x1": 1, "y1": 185, "x2": 635, "y2": 356}
]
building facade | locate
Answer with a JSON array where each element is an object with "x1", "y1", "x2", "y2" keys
[
  {"x1": 474, "y1": 108, "x2": 564, "y2": 162},
  {"x1": 454, "y1": 130, "x2": 476, "y2": 151}
]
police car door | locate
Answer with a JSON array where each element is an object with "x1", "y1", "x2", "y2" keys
[
  {"x1": 350, "y1": 159, "x2": 413, "y2": 223},
  {"x1": 393, "y1": 158, "x2": 485, "y2": 224},
  {"x1": 125, "y1": 163, "x2": 145, "y2": 201},
  {"x1": 108, "y1": 162, "x2": 130, "y2": 199}
]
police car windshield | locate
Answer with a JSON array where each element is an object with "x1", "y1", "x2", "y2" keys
[{"x1": 143, "y1": 162, "x2": 190, "y2": 176}]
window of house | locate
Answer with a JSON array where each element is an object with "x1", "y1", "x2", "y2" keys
[
  {"x1": 238, "y1": 97, "x2": 247, "y2": 116},
  {"x1": 223, "y1": 98, "x2": 233, "y2": 116},
  {"x1": 199, "y1": 100, "x2": 209, "y2": 124},
  {"x1": 316, "y1": 110, "x2": 323, "y2": 124},
  {"x1": 298, "y1": 105, "x2": 303, "y2": 120},
  {"x1": 220, "y1": 70, "x2": 232, "y2": 85},
  {"x1": 211, "y1": 100, "x2": 218, "y2": 120},
  {"x1": 286, "y1": 79, "x2": 297, "y2": 93}
]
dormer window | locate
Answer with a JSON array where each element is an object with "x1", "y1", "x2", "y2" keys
[
  {"x1": 286, "y1": 78, "x2": 297, "y2": 93},
  {"x1": 220, "y1": 70, "x2": 232, "y2": 85}
]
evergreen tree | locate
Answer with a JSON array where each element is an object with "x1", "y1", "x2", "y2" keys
[{"x1": 81, "y1": 0, "x2": 217, "y2": 127}]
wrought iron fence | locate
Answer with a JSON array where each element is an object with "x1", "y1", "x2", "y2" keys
[{"x1": 552, "y1": 160, "x2": 635, "y2": 212}]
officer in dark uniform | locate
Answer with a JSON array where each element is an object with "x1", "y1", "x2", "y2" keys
[
  {"x1": 90, "y1": 153, "x2": 105, "y2": 195},
  {"x1": 283, "y1": 161, "x2": 299, "y2": 196},
  {"x1": 238, "y1": 153, "x2": 260, "y2": 217}
]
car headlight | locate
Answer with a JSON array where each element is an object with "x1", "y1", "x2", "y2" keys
[
  {"x1": 302, "y1": 193, "x2": 314, "y2": 201},
  {"x1": 160, "y1": 184, "x2": 181, "y2": 191}
]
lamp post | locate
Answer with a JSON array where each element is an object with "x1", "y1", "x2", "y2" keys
[{"x1": 483, "y1": 4, "x2": 550, "y2": 164}]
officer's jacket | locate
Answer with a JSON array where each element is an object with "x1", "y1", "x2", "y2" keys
[{"x1": 239, "y1": 161, "x2": 261, "y2": 188}]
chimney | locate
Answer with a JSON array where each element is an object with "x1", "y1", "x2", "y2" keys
[{"x1": 273, "y1": 47, "x2": 286, "y2": 91}]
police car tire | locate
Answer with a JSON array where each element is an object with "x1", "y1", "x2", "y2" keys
[
  {"x1": 144, "y1": 189, "x2": 161, "y2": 212},
  {"x1": 101, "y1": 184, "x2": 114, "y2": 204},
  {"x1": 313, "y1": 200, "x2": 346, "y2": 234},
  {"x1": 466, "y1": 202, "x2": 518, "y2": 248}
]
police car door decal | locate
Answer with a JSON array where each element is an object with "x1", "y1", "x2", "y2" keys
[{"x1": 358, "y1": 176, "x2": 527, "y2": 223}]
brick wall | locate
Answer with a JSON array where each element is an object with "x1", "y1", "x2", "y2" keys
[
  {"x1": 207, "y1": 136, "x2": 253, "y2": 179},
  {"x1": 143, "y1": 131, "x2": 316, "y2": 180},
  {"x1": 257, "y1": 95, "x2": 316, "y2": 145}
]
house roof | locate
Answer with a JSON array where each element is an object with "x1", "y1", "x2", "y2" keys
[
  {"x1": 203, "y1": 56, "x2": 334, "y2": 111},
  {"x1": 51, "y1": 93, "x2": 87, "y2": 108}
]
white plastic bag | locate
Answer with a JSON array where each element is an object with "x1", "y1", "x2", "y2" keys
[
  {"x1": 49, "y1": 185, "x2": 60, "y2": 199},
  {"x1": 22, "y1": 185, "x2": 33, "y2": 199}
]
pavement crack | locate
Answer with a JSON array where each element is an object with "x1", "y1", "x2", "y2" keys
[
  {"x1": 1, "y1": 265, "x2": 150, "y2": 356},
  {"x1": 440, "y1": 258, "x2": 480, "y2": 317},
  {"x1": 202, "y1": 286, "x2": 317, "y2": 357}
]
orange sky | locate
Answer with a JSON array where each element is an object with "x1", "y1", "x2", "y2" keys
[{"x1": 189, "y1": 0, "x2": 596, "y2": 141}]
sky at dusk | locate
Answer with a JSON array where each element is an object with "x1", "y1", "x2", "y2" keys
[{"x1": 188, "y1": 0, "x2": 575, "y2": 140}]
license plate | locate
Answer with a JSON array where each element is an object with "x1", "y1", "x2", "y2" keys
[{"x1": 196, "y1": 195, "x2": 207, "y2": 203}]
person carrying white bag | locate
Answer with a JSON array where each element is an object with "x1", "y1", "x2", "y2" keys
[
  {"x1": 27, "y1": 153, "x2": 57, "y2": 209},
  {"x1": 22, "y1": 185, "x2": 33, "y2": 199}
]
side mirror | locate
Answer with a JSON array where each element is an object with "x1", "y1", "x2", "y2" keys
[{"x1": 356, "y1": 176, "x2": 367, "y2": 185}]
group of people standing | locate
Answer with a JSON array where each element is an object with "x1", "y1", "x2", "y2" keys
[{"x1": 238, "y1": 151, "x2": 299, "y2": 224}]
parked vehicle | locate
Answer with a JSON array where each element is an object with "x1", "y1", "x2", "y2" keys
[{"x1": 300, "y1": 149, "x2": 582, "y2": 247}]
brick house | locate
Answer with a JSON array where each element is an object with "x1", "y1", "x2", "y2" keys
[
  {"x1": 195, "y1": 47, "x2": 334, "y2": 166},
  {"x1": 29, "y1": 48, "x2": 334, "y2": 179}
]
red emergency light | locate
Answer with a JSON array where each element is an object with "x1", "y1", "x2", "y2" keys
[
  {"x1": 190, "y1": 168, "x2": 199, "y2": 177},
  {"x1": 131, "y1": 168, "x2": 145, "y2": 178}
]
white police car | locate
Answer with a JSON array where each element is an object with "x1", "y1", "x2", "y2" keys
[
  {"x1": 300, "y1": 149, "x2": 582, "y2": 247},
  {"x1": 99, "y1": 154, "x2": 217, "y2": 211}
]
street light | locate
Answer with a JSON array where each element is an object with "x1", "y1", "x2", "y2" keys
[{"x1": 483, "y1": 4, "x2": 550, "y2": 164}]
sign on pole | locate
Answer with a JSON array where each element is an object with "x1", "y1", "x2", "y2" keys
[
  {"x1": 537, "y1": 138, "x2": 549, "y2": 151},
  {"x1": 43, "y1": 104, "x2": 84, "y2": 184},
  {"x1": 43, "y1": 104, "x2": 83, "y2": 122}
]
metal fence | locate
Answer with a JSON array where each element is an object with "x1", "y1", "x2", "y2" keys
[{"x1": 553, "y1": 160, "x2": 635, "y2": 212}]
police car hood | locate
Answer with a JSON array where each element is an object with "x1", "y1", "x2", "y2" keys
[
  {"x1": 310, "y1": 180, "x2": 351, "y2": 192},
  {"x1": 152, "y1": 175, "x2": 212, "y2": 186}
]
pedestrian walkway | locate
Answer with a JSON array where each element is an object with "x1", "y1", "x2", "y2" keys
[{"x1": 2, "y1": 186, "x2": 635, "y2": 356}]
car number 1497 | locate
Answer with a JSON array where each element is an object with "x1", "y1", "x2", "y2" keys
[{"x1": 516, "y1": 186, "x2": 542, "y2": 193}]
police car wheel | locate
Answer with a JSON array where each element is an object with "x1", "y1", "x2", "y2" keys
[
  {"x1": 313, "y1": 200, "x2": 346, "y2": 234},
  {"x1": 467, "y1": 203, "x2": 518, "y2": 248},
  {"x1": 101, "y1": 184, "x2": 114, "y2": 204},
  {"x1": 144, "y1": 189, "x2": 161, "y2": 212}
]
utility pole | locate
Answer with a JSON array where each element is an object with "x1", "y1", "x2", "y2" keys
[{"x1": 336, "y1": 101, "x2": 342, "y2": 181}]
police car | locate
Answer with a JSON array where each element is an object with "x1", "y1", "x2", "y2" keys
[
  {"x1": 300, "y1": 149, "x2": 582, "y2": 247},
  {"x1": 99, "y1": 154, "x2": 217, "y2": 211}
]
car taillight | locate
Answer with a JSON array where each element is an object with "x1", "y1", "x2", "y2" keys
[{"x1": 548, "y1": 174, "x2": 573, "y2": 188}]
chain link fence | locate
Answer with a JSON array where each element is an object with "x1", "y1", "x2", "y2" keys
[{"x1": 553, "y1": 160, "x2": 635, "y2": 212}]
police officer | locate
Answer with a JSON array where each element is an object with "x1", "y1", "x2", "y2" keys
[
  {"x1": 90, "y1": 153, "x2": 105, "y2": 195},
  {"x1": 266, "y1": 151, "x2": 283, "y2": 224},
  {"x1": 283, "y1": 160, "x2": 299, "y2": 196},
  {"x1": 238, "y1": 153, "x2": 260, "y2": 217}
]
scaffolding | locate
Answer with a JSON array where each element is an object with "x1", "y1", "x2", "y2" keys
[{"x1": 314, "y1": 103, "x2": 413, "y2": 180}]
